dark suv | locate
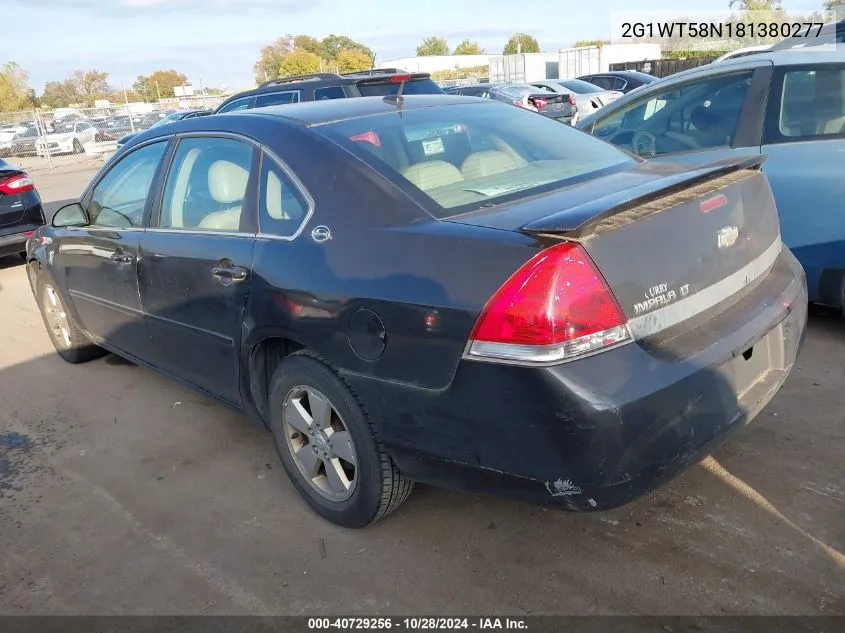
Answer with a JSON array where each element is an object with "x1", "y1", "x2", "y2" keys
[{"x1": 213, "y1": 69, "x2": 444, "y2": 114}]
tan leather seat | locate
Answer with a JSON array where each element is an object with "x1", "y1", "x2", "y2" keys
[
  {"x1": 402, "y1": 160, "x2": 464, "y2": 191},
  {"x1": 460, "y1": 150, "x2": 522, "y2": 180},
  {"x1": 816, "y1": 113, "x2": 845, "y2": 135},
  {"x1": 199, "y1": 160, "x2": 249, "y2": 231}
]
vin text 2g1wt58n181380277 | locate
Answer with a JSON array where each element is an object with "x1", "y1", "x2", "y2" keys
[{"x1": 26, "y1": 95, "x2": 807, "y2": 528}]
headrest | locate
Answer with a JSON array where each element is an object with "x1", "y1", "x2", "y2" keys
[
  {"x1": 402, "y1": 160, "x2": 463, "y2": 191},
  {"x1": 208, "y1": 160, "x2": 249, "y2": 204}
]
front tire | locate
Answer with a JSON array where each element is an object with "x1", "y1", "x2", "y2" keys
[
  {"x1": 35, "y1": 269, "x2": 105, "y2": 364},
  {"x1": 268, "y1": 351, "x2": 413, "y2": 528},
  {"x1": 72, "y1": 139, "x2": 83, "y2": 154}
]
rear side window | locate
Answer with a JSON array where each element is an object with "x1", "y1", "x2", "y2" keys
[
  {"x1": 356, "y1": 78, "x2": 444, "y2": 97},
  {"x1": 255, "y1": 91, "x2": 301, "y2": 108},
  {"x1": 765, "y1": 66, "x2": 845, "y2": 142},
  {"x1": 259, "y1": 153, "x2": 309, "y2": 237},
  {"x1": 314, "y1": 86, "x2": 346, "y2": 100},
  {"x1": 314, "y1": 102, "x2": 634, "y2": 216}
]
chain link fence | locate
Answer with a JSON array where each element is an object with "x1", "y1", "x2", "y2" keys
[{"x1": 0, "y1": 94, "x2": 228, "y2": 169}]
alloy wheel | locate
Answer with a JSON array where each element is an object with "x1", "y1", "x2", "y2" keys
[
  {"x1": 282, "y1": 385, "x2": 358, "y2": 502},
  {"x1": 42, "y1": 284, "x2": 72, "y2": 349}
]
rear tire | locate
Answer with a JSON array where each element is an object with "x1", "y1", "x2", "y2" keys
[
  {"x1": 72, "y1": 139, "x2": 83, "y2": 154},
  {"x1": 35, "y1": 269, "x2": 106, "y2": 364},
  {"x1": 268, "y1": 350, "x2": 413, "y2": 528}
]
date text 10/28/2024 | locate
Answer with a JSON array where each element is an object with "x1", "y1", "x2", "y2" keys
[
  {"x1": 620, "y1": 21, "x2": 827, "y2": 40},
  {"x1": 308, "y1": 618, "x2": 528, "y2": 630}
]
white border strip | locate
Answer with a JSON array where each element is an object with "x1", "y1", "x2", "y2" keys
[{"x1": 627, "y1": 237, "x2": 783, "y2": 339}]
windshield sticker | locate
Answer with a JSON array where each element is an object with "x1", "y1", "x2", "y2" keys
[{"x1": 421, "y1": 137, "x2": 445, "y2": 156}]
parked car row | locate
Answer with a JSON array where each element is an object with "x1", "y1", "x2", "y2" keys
[
  {"x1": 0, "y1": 108, "x2": 212, "y2": 158},
  {"x1": 443, "y1": 72, "x2": 657, "y2": 124}
]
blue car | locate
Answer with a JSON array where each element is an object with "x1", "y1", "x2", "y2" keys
[{"x1": 577, "y1": 46, "x2": 845, "y2": 312}]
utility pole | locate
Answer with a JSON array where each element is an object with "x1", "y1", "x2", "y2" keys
[
  {"x1": 155, "y1": 80, "x2": 161, "y2": 102},
  {"x1": 122, "y1": 81, "x2": 135, "y2": 132},
  {"x1": 199, "y1": 76, "x2": 207, "y2": 109}
]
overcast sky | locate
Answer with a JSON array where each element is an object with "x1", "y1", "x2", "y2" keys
[{"x1": 6, "y1": 0, "x2": 827, "y2": 93}]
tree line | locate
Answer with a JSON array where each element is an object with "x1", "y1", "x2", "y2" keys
[
  {"x1": 0, "y1": 64, "x2": 224, "y2": 113},
  {"x1": 414, "y1": 34, "x2": 541, "y2": 56}
]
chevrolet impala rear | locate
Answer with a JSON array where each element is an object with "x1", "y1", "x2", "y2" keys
[{"x1": 317, "y1": 99, "x2": 807, "y2": 512}]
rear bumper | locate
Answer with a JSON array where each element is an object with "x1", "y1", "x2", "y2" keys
[
  {"x1": 345, "y1": 250, "x2": 808, "y2": 511},
  {"x1": 0, "y1": 229, "x2": 32, "y2": 257}
]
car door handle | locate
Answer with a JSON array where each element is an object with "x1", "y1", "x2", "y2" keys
[
  {"x1": 110, "y1": 251, "x2": 134, "y2": 264},
  {"x1": 211, "y1": 265, "x2": 249, "y2": 285}
]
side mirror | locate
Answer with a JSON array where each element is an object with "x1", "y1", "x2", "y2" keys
[{"x1": 51, "y1": 202, "x2": 89, "y2": 228}]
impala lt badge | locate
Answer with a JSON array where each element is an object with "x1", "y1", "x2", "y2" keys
[{"x1": 717, "y1": 225, "x2": 739, "y2": 249}]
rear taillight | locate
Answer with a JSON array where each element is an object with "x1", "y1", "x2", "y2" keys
[
  {"x1": 533, "y1": 98, "x2": 547, "y2": 109},
  {"x1": 565, "y1": 94, "x2": 576, "y2": 105},
  {"x1": 465, "y1": 242, "x2": 631, "y2": 364},
  {"x1": 0, "y1": 174, "x2": 34, "y2": 194},
  {"x1": 390, "y1": 75, "x2": 412, "y2": 82}
]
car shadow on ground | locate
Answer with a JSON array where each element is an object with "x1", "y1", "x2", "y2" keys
[{"x1": 1, "y1": 305, "x2": 842, "y2": 614}]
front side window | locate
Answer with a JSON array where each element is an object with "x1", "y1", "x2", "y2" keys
[
  {"x1": 765, "y1": 66, "x2": 845, "y2": 142},
  {"x1": 158, "y1": 137, "x2": 256, "y2": 232},
  {"x1": 255, "y1": 91, "x2": 301, "y2": 108},
  {"x1": 314, "y1": 102, "x2": 635, "y2": 216},
  {"x1": 591, "y1": 70, "x2": 753, "y2": 157},
  {"x1": 87, "y1": 141, "x2": 168, "y2": 228},
  {"x1": 259, "y1": 153, "x2": 308, "y2": 237},
  {"x1": 217, "y1": 97, "x2": 252, "y2": 114}
]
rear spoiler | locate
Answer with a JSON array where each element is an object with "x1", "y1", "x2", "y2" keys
[{"x1": 521, "y1": 154, "x2": 767, "y2": 238}]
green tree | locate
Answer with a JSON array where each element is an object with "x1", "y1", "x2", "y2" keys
[
  {"x1": 323, "y1": 35, "x2": 373, "y2": 60},
  {"x1": 70, "y1": 70, "x2": 111, "y2": 105},
  {"x1": 728, "y1": 0, "x2": 781, "y2": 9},
  {"x1": 279, "y1": 49, "x2": 322, "y2": 77},
  {"x1": 0, "y1": 62, "x2": 32, "y2": 112},
  {"x1": 133, "y1": 69, "x2": 189, "y2": 100},
  {"x1": 416, "y1": 36, "x2": 450, "y2": 56},
  {"x1": 453, "y1": 39, "x2": 486, "y2": 55},
  {"x1": 503, "y1": 33, "x2": 540, "y2": 54},
  {"x1": 254, "y1": 35, "x2": 295, "y2": 83},
  {"x1": 40, "y1": 80, "x2": 81, "y2": 108},
  {"x1": 335, "y1": 49, "x2": 372, "y2": 73},
  {"x1": 323, "y1": 34, "x2": 373, "y2": 61},
  {"x1": 293, "y1": 35, "x2": 327, "y2": 60},
  {"x1": 574, "y1": 39, "x2": 610, "y2": 47},
  {"x1": 824, "y1": 0, "x2": 844, "y2": 15}
]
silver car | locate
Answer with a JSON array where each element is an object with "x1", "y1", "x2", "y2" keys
[{"x1": 531, "y1": 79, "x2": 623, "y2": 123}]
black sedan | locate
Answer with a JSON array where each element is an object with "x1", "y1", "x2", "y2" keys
[
  {"x1": 0, "y1": 160, "x2": 44, "y2": 260},
  {"x1": 576, "y1": 70, "x2": 658, "y2": 93},
  {"x1": 26, "y1": 95, "x2": 807, "y2": 527}
]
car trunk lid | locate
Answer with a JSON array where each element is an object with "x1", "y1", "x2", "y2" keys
[
  {"x1": 528, "y1": 92, "x2": 568, "y2": 112},
  {"x1": 0, "y1": 166, "x2": 28, "y2": 227},
  {"x1": 448, "y1": 155, "x2": 782, "y2": 338}
]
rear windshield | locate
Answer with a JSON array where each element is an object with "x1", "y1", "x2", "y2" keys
[
  {"x1": 561, "y1": 79, "x2": 604, "y2": 94},
  {"x1": 314, "y1": 101, "x2": 635, "y2": 216},
  {"x1": 356, "y1": 78, "x2": 444, "y2": 97}
]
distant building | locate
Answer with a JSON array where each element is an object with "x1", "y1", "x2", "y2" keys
[
  {"x1": 489, "y1": 44, "x2": 663, "y2": 83},
  {"x1": 376, "y1": 55, "x2": 492, "y2": 73}
]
